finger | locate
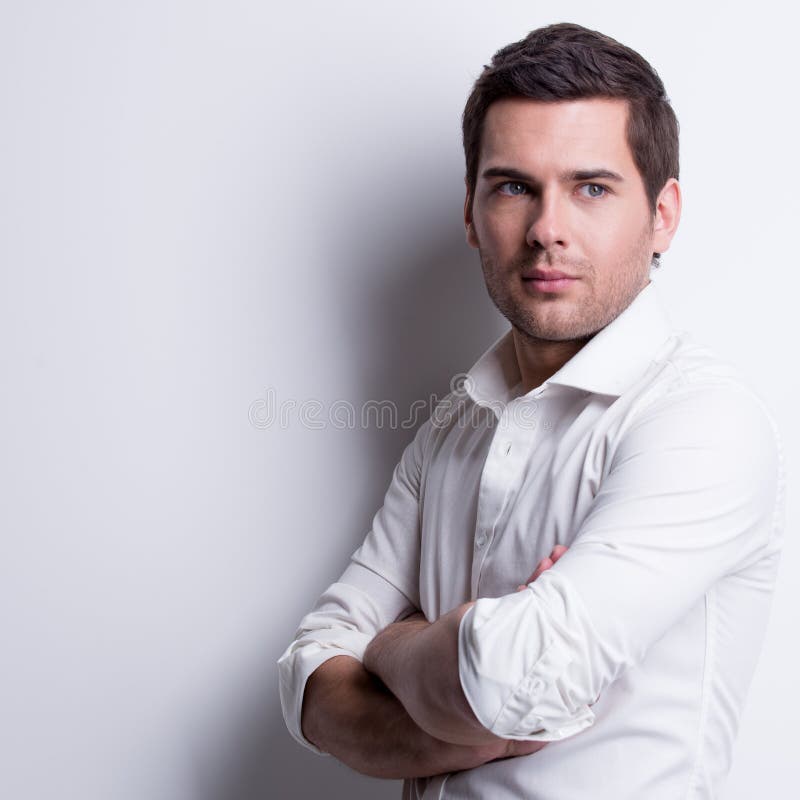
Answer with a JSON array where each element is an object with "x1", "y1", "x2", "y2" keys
[
  {"x1": 530, "y1": 556, "x2": 553, "y2": 582},
  {"x1": 520, "y1": 553, "x2": 557, "y2": 590},
  {"x1": 550, "y1": 545, "x2": 568, "y2": 562},
  {"x1": 524, "y1": 566, "x2": 541, "y2": 584}
]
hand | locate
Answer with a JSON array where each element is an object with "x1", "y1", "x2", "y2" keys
[{"x1": 516, "y1": 544, "x2": 568, "y2": 591}]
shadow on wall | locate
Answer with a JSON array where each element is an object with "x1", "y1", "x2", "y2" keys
[
  {"x1": 329, "y1": 139, "x2": 510, "y2": 488},
  {"x1": 200, "y1": 164, "x2": 505, "y2": 799}
]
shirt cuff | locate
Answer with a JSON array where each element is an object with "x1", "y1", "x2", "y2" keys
[
  {"x1": 277, "y1": 565, "x2": 414, "y2": 755},
  {"x1": 458, "y1": 571, "x2": 596, "y2": 740},
  {"x1": 277, "y1": 629, "x2": 373, "y2": 755}
]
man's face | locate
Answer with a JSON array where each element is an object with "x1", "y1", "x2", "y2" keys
[{"x1": 465, "y1": 97, "x2": 673, "y2": 342}]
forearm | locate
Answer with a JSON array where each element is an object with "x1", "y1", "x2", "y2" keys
[
  {"x1": 363, "y1": 603, "x2": 498, "y2": 746},
  {"x1": 301, "y1": 654, "x2": 540, "y2": 778}
]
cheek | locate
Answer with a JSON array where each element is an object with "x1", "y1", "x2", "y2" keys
[
  {"x1": 478, "y1": 212, "x2": 527, "y2": 253},
  {"x1": 583, "y1": 210, "x2": 641, "y2": 258}
]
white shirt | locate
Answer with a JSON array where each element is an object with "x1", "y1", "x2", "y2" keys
[{"x1": 278, "y1": 280, "x2": 786, "y2": 799}]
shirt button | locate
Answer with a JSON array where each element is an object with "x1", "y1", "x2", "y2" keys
[{"x1": 475, "y1": 532, "x2": 488, "y2": 549}]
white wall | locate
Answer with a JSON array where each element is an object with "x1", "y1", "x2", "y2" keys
[{"x1": 1, "y1": 2, "x2": 796, "y2": 798}]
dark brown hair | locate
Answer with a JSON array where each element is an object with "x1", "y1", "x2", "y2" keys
[{"x1": 462, "y1": 22, "x2": 680, "y2": 225}]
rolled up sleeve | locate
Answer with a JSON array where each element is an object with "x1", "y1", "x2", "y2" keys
[
  {"x1": 458, "y1": 382, "x2": 784, "y2": 740},
  {"x1": 277, "y1": 420, "x2": 431, "y2": 753}
]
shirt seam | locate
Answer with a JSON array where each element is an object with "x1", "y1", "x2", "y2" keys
[
  {"x1": 662, "y1": 354, "x2": 687, "y2": 386},
  {"x1": 683, "y1": 587, "x2": 716, "y2": 799},
  {"x1": 761, "y1": 395, "x2": 786, "y2": 550}
]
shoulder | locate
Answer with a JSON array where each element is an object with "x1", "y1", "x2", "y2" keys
[
  {"x1": 614, "y1": 332, "x2": 785, "y2": 524},
  {"x1": 617, "y1": 331, "x2": 780, "y2": 447}
]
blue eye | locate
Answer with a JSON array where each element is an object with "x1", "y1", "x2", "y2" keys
[
  {"x1": 580, "y1": 183, "x2": 607, "y2": 198},
  {"x1": 498, "y1": 181, "x2": 528, "y2": 196}
]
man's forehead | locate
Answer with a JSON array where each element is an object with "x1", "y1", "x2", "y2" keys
[{"x1": 479, "y1": 97, "x2": 633, "y2": 171}]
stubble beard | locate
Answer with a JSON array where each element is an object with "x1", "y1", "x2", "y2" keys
[{"x1": 478, "y1": 221, "x2": 655, "y2": 344}]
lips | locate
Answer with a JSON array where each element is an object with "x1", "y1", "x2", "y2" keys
[
  {"x1": 521, "y1": 268, "x2": 579, "y2": 294},
  {"x1": 522, "y1": 268, "x2": 577, "y2": 281}
]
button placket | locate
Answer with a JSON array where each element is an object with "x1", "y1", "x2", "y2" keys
[{"x1": 471, "y1": 397, "x2": 543, "y2": 595}]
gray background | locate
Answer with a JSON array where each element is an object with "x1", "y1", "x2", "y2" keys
[{"x1": 1, "y1": 1, "x2": 796, "y2": 798}]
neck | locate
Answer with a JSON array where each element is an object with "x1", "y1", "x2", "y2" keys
[{"x1": 511, "y1": 328, "x2": 592, "y2": 393}]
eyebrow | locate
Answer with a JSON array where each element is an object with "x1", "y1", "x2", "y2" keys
[{"x1": 481, "y1": 166, "x2": 625, "y2": 183}]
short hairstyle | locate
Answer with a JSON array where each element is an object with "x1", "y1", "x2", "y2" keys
[{"x1": 462, "y1": 22, "x2": 680, "y2": 264}]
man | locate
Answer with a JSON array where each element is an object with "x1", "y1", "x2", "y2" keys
[{"x1": 278, "y1": 22, "x2": 785, "y2": 799}]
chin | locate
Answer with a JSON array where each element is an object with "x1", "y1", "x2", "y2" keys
[{"x1": 511, "y1": 308, "x2": 598, "y2": 342}]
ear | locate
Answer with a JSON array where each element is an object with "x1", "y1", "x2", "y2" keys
[
  {"x1": 464, "y1": 179, "x2": 480, "y2": 249},
  {"x1": 651, "y1": 178, "x2": 682, "y2": 255}
]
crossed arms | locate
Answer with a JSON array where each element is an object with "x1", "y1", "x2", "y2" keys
[
  {"x1": 281, "y1": 384, "x2": 779, "y2": 780},
  {"x1": 300, "y1": 550, "x2": 565, "y2": 778}
]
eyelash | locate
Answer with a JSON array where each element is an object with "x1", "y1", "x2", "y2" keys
[{"x1": 496, "y1": 181, "x2": 610, "y2": 199}]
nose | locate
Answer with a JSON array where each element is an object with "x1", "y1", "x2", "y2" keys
[{"x1": 526, "y1": 189, "x2": 569, "y2": 251}]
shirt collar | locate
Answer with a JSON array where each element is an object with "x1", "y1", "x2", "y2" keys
[{"x1": 464, "y1": 280, "x2": 677, "y2": 406}]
